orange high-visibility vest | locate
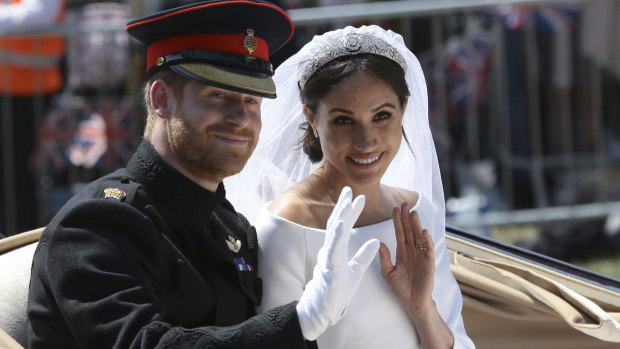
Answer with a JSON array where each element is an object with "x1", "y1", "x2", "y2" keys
[{"x1": 0, "y1": 0, "x2": 66, "y2": 96}]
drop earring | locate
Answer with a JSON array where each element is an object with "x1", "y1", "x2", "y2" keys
[{"x1": 313, "y1": 130, "x2": 318, "y2": 138}]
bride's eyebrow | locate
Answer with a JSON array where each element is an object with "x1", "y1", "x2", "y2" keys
[
  {"x1": 328, "y1": 108, "x2": 353, "y2": 115},
  {"x1": 371, "y1": 103, "x2": 396, "y2": 112},
  {"x1": 328, "y1": 103, "x2": 396, "y2": 115}
]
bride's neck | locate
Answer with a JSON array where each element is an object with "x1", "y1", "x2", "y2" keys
[{"x1": 310, "y1": 168, "x2": 392, "y2": 225}]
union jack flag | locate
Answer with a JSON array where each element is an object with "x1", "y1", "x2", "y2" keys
[
  {"x1": 444, "y1": 31, "x2": 492, "y2": 107},
  {"x1": 33, "y1": 96, "x2": 78, "y2": 172},
  {"x1": 68, "y1": 109, "x2": 107, "y2": 168},
  {"x1": 497, "y1": 4, "x2": 529, "y2": 30},
  {"x1": 33, "y1": 96, "x2": 139, "y2": 173},
  {"x1": 99, "y1": 98, "x2": 138, "y2": 169},
  {"x1": 420, "y1": 18, "x2": 492, "y2": 115}
]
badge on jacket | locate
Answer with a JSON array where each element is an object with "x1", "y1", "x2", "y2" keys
[
  {"x1": 226, "y1": 235, "x2": 242, "y2": 253},
  {"x1": 103, "y1": 187, "x2": 126, "y2": 202}
]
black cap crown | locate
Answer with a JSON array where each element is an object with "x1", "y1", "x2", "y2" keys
[{"x1": 126, "y1": 0, "x2": 294, "y2": 98}]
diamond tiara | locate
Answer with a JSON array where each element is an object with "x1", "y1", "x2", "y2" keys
[{"x1": 299, "y1": 32, "x2": 407, "y2": 90}]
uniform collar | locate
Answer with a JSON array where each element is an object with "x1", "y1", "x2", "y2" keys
[{"x1": 127, "y1": 139, "x2": 227, "y2": 222}]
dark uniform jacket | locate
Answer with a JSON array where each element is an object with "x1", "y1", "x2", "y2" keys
[{"x1": 28, "y1": 140, "x2": 316, "y2": 349}]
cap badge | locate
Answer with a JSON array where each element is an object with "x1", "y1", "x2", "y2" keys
[
  {"x1": 242, "y1": 28, "x2": 257, "y2": 55},
  {"x1": 104, "y1": 187, "x2": 126, "y2": 202},
  {"x1": 226, "y1": 235, "x2": 242, "y2": 253},
  {"x1": 156, "y1": 56, "x2": 165, "y2": 66}
]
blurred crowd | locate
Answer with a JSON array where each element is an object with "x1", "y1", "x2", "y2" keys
[{"x1": 2, "y1": 1, "x2": 620, "y2": 268}]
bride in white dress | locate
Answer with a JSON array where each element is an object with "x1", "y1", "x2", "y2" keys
[{"x1": 225, "y1": 25, "x2": 474, "y2": 348}]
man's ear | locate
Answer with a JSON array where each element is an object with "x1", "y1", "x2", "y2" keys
[{"x1": 150, "y1": 79, "x2": 174, "y2": 119}]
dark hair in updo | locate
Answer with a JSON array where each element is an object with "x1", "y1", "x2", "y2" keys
[{"x1": 299, "y1": 53, "x2": 410, "y2": 163}]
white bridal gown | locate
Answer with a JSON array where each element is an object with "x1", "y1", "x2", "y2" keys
[{"x1": 255, "y1": 191, "x2": 474, "y2": 349}]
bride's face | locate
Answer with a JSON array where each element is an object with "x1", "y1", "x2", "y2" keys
[{"x1": 307, "y1": 71, "x2": 407, "y2": 187}]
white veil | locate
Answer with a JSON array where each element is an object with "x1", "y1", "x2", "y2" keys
[{"x1": 225, "y1": 25, "x2": 445, "y2": 231}]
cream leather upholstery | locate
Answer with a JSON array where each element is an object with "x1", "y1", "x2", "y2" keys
[{"x1": 0, "y1": 228, "x2": 43, "y2": 348}]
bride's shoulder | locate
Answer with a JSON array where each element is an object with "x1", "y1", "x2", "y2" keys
[
  {"x1": 385, "y1": 185, "x2": 421, "y2": 208},
  {"x1": 267, "y1": 184, "x2": 322, "y2": 228},
  {"x1": 268, "y1": 189, "x2": 307, "y2": 218}
]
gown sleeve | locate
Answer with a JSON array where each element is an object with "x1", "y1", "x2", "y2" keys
[
  {"x1": 255, "y1": 208, "x2": 310, "y2": 314},
  {"x1": 417, "y1": 194, "x2": 476, "y2": 349}
]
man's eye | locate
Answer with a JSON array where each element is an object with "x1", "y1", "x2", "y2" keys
[
  {"x1": 245, "y1": 97, "x2": 258, "y2": 105},
  {"x1": 211, "y1": 92, "x2": 225, "y2": 98}
]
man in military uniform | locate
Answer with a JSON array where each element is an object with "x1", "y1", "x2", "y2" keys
[{"x1": 27, "y1": 1, "x2": 379, "y2": 348}]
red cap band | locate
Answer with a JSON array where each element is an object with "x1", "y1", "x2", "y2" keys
[{"x1": 147, "y1": 33, "x2": 269, "y2": 72}]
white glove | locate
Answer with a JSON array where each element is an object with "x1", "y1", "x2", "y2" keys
[{"x1": 296, "y1": 187, "x2": 380, "y2": 340}]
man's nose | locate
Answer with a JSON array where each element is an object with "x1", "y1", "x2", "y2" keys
[{"x1": 224, "y1": 98, "x2": 251, "y2": 127}]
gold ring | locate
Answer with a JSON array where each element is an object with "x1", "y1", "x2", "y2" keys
[{"x1": 416, "y1": 244, "x2": 427, "y2": 251}]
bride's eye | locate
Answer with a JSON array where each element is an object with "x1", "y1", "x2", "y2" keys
[
  {"x1": 334, "y1": 116, "x2": 354, "y2": 125},
  {"x1": 375, "y1": 111, "x2": 392, "y2": 121}
]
